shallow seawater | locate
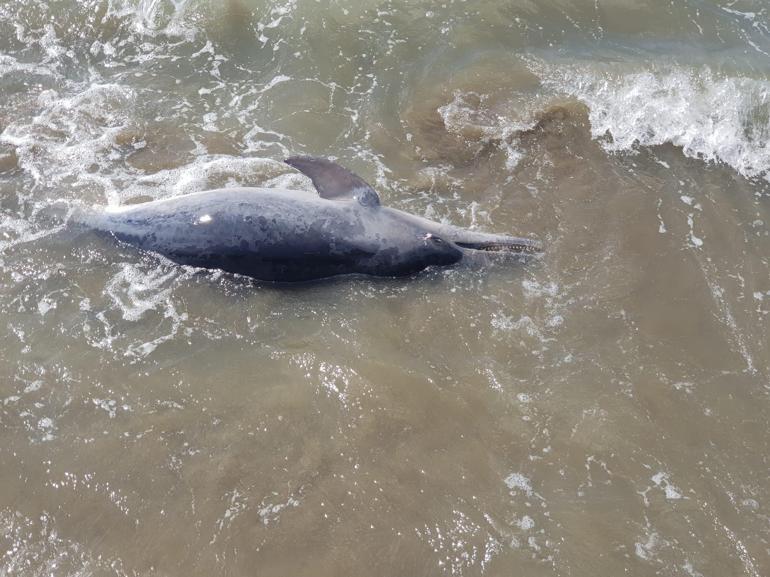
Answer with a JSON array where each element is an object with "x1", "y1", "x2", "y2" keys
[{"x1": 1, "y1": 1, "x2": 769, "y2": 576}]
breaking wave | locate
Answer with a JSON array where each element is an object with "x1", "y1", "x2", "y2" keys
[{"x1": 533, "y1": 62, "x2": 770, "y2": 182}]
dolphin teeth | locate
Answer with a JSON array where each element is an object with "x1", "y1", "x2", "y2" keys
[{"x1": 455, "y1": 240, "x2": 543, "y2": 253}]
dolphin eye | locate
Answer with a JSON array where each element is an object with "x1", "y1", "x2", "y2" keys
[{"x1": 423, "y1": 233, "x2": 444, "y2": 245}]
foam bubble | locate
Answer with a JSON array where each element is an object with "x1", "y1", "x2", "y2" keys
[
  {"x1": 1, "y1": 83, "x2": 136, "y2": 196},
  {"x1": 537, "y1": 63, "x2": 770, "y2": 182},
  {"x1": 104, "y1": 262, "x2": 179, "y2": 322},
  {"x1": 86, "y1": 262, "x2": 191, "y2": 358},
  {"x1": 437, "y1": 90, "x2": 535, "y2": 170},
  {"x1": 114, "y1": 0, "x2": 197, "y2": 39},
  {"x1": 37, "y1": 416, "x2": 56, "y2": 442},
  {"x1": 651, "y1": 471, "x2": 684, "y2": 500},
  {"x1": 0, "y1": 53, "x2": 60, "y2": 80},
  {"x1": 117, "y1": 155, "x2": 294, "y2": 203},
  {"x1": 504, "y1": 472, "x2": 533, "y2": 496},
  {"x1": 0, "y1": 510, "x2": 120, "y2": 575}
]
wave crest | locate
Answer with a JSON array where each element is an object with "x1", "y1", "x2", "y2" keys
[{"x1": 537, "y1": 63, "x2": 770, "y2": 182}]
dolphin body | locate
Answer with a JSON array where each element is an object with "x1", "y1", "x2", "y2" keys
[{"x1": 83, "y1": 156, "x2": 541, "y2": 282}]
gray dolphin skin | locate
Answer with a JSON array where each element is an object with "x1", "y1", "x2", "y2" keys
[{"x1": 84, "y1": 156, "x2": 542, "y2": 282}]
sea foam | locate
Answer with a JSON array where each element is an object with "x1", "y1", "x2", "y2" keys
[{"x1": 536, "y1": 63, "x2": 770, "y2": 182}]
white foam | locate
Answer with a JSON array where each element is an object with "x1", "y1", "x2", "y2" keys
[
  {"x1": 114, "y1": 0, "x2": 197, "y2": 39},
  {"x1": 87, "y1": 262, "x2": 191, "y2": 358},
  {"x1": 105, "y1": 262, "x2": 178, "y2": 322},
  {"x1": 517, "y1": 515, "x2": 535, "y2": 530},
  {"x1": 1, "y1": 83, "x2": 136, "y2": 195},
  {"x1": 37, "y1": 297, "x2": 56, "y2": 317},
  {"x1": 438, "y1": 90, "x2": 536, "y2": 170},
  {"x1": 634, "y1": 529, "x2": 660, "y2": 561},
  {"x1": 417, "y1": 510, "x2": 502, "y2": 575},
  {"x1": 92, "y1": 398, "x2": 118, "y2": 418},
  {"x1": 651, "y1": 471, "x2": 684, "y2": 501},
  {"x1": 0, "y1": 53, "x2": 60, "y2": 80},
  {"x1": 504, "y1": 472, "x2": 533, "y2": 496},
  {"x1": 36, "y1": 416, "x2": 55, "y2": 442},
  {"x1": 0, "y1": 207, "x2": 75, "y2": 255},
  {"x1": 258, "y1": 495, "x2": 301, "y2": 526},
  {"x1": 538, "y1": 64, "x2": 770, "y2": 182},
  {"x1": 0, "y1": 510, "x2": 121, "y2": 575},
  {"x1": 118, "y1": 155, "x2": 291, "y2": 203}
]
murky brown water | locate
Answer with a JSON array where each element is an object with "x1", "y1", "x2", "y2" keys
[{"x1": 1, "y1": 1, "x2": 769, "y2": 576}]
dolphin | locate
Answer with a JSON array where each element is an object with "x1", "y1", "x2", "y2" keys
[{"x1": 82, "y1": 156, "x2": 541, "y2": 282}]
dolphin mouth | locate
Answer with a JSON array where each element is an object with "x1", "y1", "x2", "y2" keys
[
  {"x1": 430, "y1": 222, "x2": 543, "y2": 255},
  {"x1": 454, "y1": 238, "x2": 543, "y2": 254}
]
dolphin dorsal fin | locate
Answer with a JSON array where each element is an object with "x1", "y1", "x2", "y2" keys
[{"x1": 285, "y1": 156, "x2": 380, "y2": 207}]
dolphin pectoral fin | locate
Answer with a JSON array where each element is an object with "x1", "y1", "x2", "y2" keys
[{"x1": 285, "y1": 155, "x2": 380, "y2": 207}]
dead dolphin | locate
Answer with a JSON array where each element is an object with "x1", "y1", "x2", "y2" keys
[{"x1": 83, "y1": 156, "x2": 541, "y2": 282}]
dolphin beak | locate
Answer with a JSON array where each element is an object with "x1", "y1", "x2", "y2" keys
[
  {"x1": 440, "y1": 226, "x2": 543, "y2": 255},
  {"x1": 454, "y1": 237, "x2": 543, "y2": 254}
]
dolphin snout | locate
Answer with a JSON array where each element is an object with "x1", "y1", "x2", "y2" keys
[
  {"x1": 454, "y1": 237, "x2": 543, "y2": 254},
  {"x1": 439, "y1": 225, "x2": 543, "y2": 255}
]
